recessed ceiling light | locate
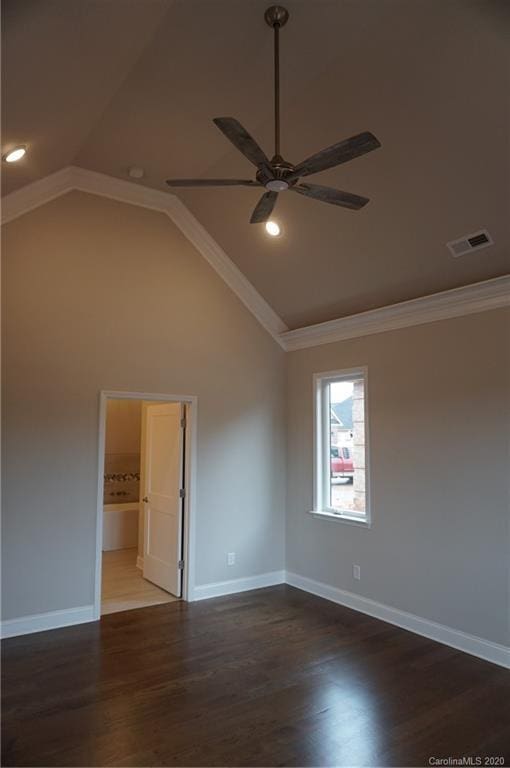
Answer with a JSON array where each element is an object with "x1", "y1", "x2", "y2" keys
[
  {"x1": 3, "y1": 145, "x2": 27, "y2": 163},
  {"x1": 265, "y1": 221, "x2": 281, "y2": 237}
]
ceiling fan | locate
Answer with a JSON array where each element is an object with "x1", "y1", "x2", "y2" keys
[{"x1": 166, "y1": 5, "x2": 381, "y2": 224}]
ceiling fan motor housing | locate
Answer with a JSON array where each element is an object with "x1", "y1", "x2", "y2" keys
[{"x1": 257, "y1": 155, "x2": 295, "y2": 191}]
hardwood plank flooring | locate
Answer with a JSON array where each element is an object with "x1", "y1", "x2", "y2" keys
[
  {"x1": 2, "y1": 585, "x2": 509, "y2": 767},
  {"x1": 101, "y1": 548, "x2": 177, "y2": 615}
]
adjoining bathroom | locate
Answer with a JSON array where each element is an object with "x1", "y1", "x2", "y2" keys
[{"x1": 101, "y1": 398, "x2": 183, "y2": 615}]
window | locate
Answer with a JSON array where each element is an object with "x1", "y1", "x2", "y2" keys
[{"x1": 313, "y1": 368, "x2": 370, "y2": 525}]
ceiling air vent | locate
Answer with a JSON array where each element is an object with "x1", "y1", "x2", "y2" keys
[{"x1": 447, "y1": 229, "x2": 494, "y2": 257}]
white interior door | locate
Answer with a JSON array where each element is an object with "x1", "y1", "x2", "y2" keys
[{"x1": 142, "y1": 402, "x2": 184, "y2": 597}]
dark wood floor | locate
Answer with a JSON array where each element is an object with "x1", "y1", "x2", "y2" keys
[{"x1": 2, "y1": 585, "x2": 509, "y2": 767}]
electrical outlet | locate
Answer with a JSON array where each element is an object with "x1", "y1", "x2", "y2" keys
[
  {"x1": 227, "y1": 552, "x2": 236, "y2": 566},
  {"x1": 353, "y1": 564, "x2": 361, "y2": 580}
]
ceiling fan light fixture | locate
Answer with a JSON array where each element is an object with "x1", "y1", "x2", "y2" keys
[
  {"x1": 266, "y1": 179, "x2": 289, "y2": 192},
  {"x1": 3, "y1": 145, "x2": 26, "y2": 163},
  {"x1": 265, "y1": 220, "x2": 281, "y2": 237}
]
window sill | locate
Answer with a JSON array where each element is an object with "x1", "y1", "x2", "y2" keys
[{"x1": 309, "y1": 509, "x2": 371, "y2": 528}]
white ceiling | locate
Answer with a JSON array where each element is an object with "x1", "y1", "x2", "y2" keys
[{"x1": 3, "y1": 0, "x2": 509, "y2": 328}]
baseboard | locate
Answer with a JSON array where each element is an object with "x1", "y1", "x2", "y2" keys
[
  {"x1": 1, "y1": 572, "x2": 285, "y2": 636},
  {"x1": 285, "y1": 572, "x2": 510, "y2": 669},
  {"x1": 136, "y1": 556, "x2": 144, "y2": 571},
  {"x1": 3, "y1": 576, "x2": 507, "y2": 669},
  {"x1": 1, "y1": 605, "x2": 96, "y2": 640},
  {"x1": 192, "y1": 570, "x2": 286, "y2": 601}
]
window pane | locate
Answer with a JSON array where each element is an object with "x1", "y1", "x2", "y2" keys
[{"x1": 329, "y1": 377, "x2": 365, "y2": 516}]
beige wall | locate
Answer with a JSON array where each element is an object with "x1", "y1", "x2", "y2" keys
[
  {"x1": 2, "y1": 188, "x2": 508, "y2": 647},
  {"x1": 105, "y1": 399, "x2": 141, "y2": 455},
  {"x1": 1, "y1": 191, "x2": 286, "y2": 620},
  {"x1": 286, "y1": 309, "x2": 510, "y2": 646}
]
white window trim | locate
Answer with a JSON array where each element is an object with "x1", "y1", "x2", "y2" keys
[{"x1": 311, "y1": 366, "x2": 371, "y2": 527}]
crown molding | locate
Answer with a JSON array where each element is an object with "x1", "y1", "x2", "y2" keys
[
  {"x1": 3, "y1": 168, "x2": 508, "y2": 353},
  {"x1": 1, "y1": 166, "x2": 288, "y2": 347},
  {"x1": 1, "y1": 167, "x2": 77, "y2": 224},
  {"x1": 280, "y1": 275, "x2": 510, "y2": 351}
]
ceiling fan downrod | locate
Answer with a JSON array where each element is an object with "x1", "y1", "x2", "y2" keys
[{"x1": 264, "y1": 5, "x2": 289, "y2": 161}]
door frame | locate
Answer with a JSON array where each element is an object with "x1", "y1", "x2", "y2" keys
[{"x1": 94, "y1": 390, "x2": 198, "y2": 620}]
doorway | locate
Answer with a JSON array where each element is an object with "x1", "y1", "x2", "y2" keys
[{"x1": 94, "y1": 391, "x2": 197, "y2": 619}]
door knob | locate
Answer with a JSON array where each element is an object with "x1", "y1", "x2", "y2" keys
[{"x1": 142, "y1": 496, "x2": 149, "y2": 503}]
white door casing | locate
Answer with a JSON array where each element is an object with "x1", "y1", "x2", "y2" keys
[
  {"x1": 142, "y1": 402, "x2": 184, "y2": 597},
  {"x1": 95, "y1": 390, "x2": 197, "y2": 620}
]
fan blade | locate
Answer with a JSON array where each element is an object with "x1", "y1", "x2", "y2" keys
[
  {"x1": 250, "y1": 191, "x2": 278, "y2": 223},
  {"x1": 289, "y1": 132, "x2": 381, "y2": 180},
  {"x1": 166, "y1": 178, "x2": 260, "y2": 187},
  {"x1": 213, "y1": 117, "x2": 272, "y2": 172},
  {"x1": 291, "y1": 183, "x2": 369, "y2": 210}
]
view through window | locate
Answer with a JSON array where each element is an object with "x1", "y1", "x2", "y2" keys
[{"x1": 315, "y1": 370, "x2": 368, "y2": 522}]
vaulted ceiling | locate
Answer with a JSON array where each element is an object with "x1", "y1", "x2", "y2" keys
[{"x1": 3, "y1": 0, "x2": 509, "y2": 329}]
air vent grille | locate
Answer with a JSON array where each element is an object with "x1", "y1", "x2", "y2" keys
[
  {"x1": 467, "y1": 233, "x2": 489, "y2": 248},
  {"x1": 447, "y1": 229, "x2": 493, "y2": 257}
]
